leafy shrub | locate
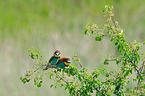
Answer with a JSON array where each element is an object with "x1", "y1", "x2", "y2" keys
[{"x1": 20, "y1": 5, "x2": 145, "y2": 96}]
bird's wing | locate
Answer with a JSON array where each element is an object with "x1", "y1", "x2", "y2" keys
[
  {"x1": 56, "y1": 60, "x2": 62, "y2": 65},
  {"x1": 48, "y1": 56, "x2": 54, "y2": 63}
]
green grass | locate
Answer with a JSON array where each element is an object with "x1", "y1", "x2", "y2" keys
[{"x1": 0, "y1": 0, "x2": 145, "y2": 96}]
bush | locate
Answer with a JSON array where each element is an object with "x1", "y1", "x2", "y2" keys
[{"x1": 20, "y1": 5, "x2": 145, "y2": 96}]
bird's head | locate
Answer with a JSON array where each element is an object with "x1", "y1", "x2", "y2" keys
[
  {"x1": 63, "y1": 58, "x2": 71, "y2": 66},
  {"x1": 54, "y1": 50, "x2": 61, "y2": 58}
]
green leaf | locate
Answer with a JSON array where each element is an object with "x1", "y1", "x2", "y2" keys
[
  {"x1": 34, "y1": 78, "x2": 37, "y2": 83},
  {"x1": 78, "y1": 74, "x2": 82, "y2": 81},
  {"x1": 91, "y1": 30, "x2": 94, "y2": 34},
  {"x1": 31, "y1": 52, "x2": 34, "y2": 59},
  {"x1": 104, "y1": 59, "x2": 109, "y2": 65},
  {"x1": 23, "y1": 80, "x2": 26, "y2": 84},
  {"x1": 115, "y1": 41, "x2": 118, "y2": 45},
  {"x1": 95, "y1": 37, "x2": 102, "y2": 41},
  {"x1": 50, "y1": 84, "x2": 54, "y2": 88},
  {"x1": 40, "y1": 80, "x2": 42, "y2": 83},
  {"x1": 133, "y1": 79, "x2": 137, "y2": 82},
  {"x1": 123, "y1": 52, "x2": 127, "y2": 56},
  {"x1": 105, "y1": 5, "x2": 109, "y2": 9},
  {"x1": 26, "y1": 79, "x2": 30, "y2": 82},
  {"x1": 54, "y1": 70, "x2": 57, "y2": 73},
  {"x1": 143, "y1": 40, "x2": 145, "y2": 45},
  {"x1": 36, "y1": 55, "x2": 39, "y2": 59},
  {"x1": 28, "y1": 48, "x2": 34, "y2": 52},
  {"x1": 102, "y1": 67, "x2": 107, "y2": 72},
  {"x1": 37, "y1": 83, "x2": 42, "y2": 87},
  {"x1": 60, "y1": 84, "x2": 64, "y2": 87},
  {"x1": 116, "y1": 60, "x2": 120, "y2": 65},
  {"x1": 64, "y1": 87, "x2": 68, "y2": 90},
  {"x1": 57, "y1": 68, "x2": 61, "y2": 72},
  {"x1": 102, "y1": 9, "x2": 105, "y2": 13},
  {"x1": 130, "y1": 69, "x2": 132, "y2": 74},
  {"x1": 84, "y1": 28, "x2": 88, "y2": 35},
  {"x1": 20, "y1": 76, "x2": 22, "y2": 81},
  {"x1": 106, "y1": 73, "x2": 109, "y2": 77},
  {"x1": 34, "y1": 50, "x2": 39, "y2": 54},
  {"x1": 125, "y1": 70, "x2": 129, "y2": 77},
  {"x1": 26, "y1": 74, "x2": 29, "y2": 76}
]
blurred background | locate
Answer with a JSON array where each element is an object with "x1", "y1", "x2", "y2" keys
[{"x1": 0, "y1": 0, "x2": 145, "y2": 96}]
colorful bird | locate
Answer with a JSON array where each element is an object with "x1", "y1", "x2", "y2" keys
[
  {"x1": 49, "y1": 50, "x2": 61, "y2": 65},
  {"x1": 56, "y1": 57, "x2": 71, "y2": 68},
  {"x1": 44, "y1": 50, "x2": 61, "y2": 70}
]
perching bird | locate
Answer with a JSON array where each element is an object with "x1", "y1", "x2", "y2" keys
[
  {"x1": 56, "y1": 57, "x2": 71, "y2": 68},
  {"x1": 49, "y1": 50, "x2": 61, "y2": 65},
  {"x1": 44, "y1": 50, "x2": 61, "y2": 70}
]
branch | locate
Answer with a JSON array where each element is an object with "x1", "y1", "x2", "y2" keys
[
  {"x1": 78, "y1": 61, "x2": 83, "y2": 68},
  {"x1": 92, "y1": 74, "x2": 107, "y2": 96},
  {"x1": 137, "y1": 61, "x2": 144, "y2": 90},
  {"x1": 130, "y1": 59, "x2": 142, "y2": 78},
  {"x1": 52, "y1": 72, "x2": 69, "y2": 84},
  {"x1": 29, "y1": 65, "x2": 44, "y2": 76},
  {"x1": 140, "y1": 61, "x2": 144, "y2": 72},
  {"x1": 122, "y1": 51, "x2": 142, "y2": 78},
  {"x1": 43, "y1": 64, "x2": 58, "y2": 70},
  {"x1": 111, "y1": 16, "x2": 117, "y2": 28},
  {"x1": 75, "y1": 56, "x2": 83, "y2": 68},
  {"x1": 111, "y1": 14, "x2": 142, "y2": 78},
  {"x1": 95, "y1": 87, "x2": 106, "y2": 96}
]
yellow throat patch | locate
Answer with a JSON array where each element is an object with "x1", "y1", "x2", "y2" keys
[
  {"x1": 64, "y1": 62, "x2": 70, "y2": 66},
  {"x1": 55, "y1": 55, "x2": 60, "y2": 57}
]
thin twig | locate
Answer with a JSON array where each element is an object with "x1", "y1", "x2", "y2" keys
[
  {"x1": 30, "y1": 64, "x2": 58, "y2": 76},
  {"x1": 95, "y1": 87, "x2": 106, "y2": 96},
  {"x1": 123, "y1": 51, "x2": 142, "y2": 78},
  {"x1": 78, "y1": 61, "x2": 83, "y2": 68},
  {"x1": 137, "y1": 61, "x2": 144, "y2": 90},
  {"x1": 111, "y1": 16, "x2": 141, "y2": 77},
  {"x1": 140, "y1": 61, "x2": 144, "y2": 72},
  {"x1": 76, "y1": 57, "x2": 83, "y2": 68},
  {"x1": 130, "y1": 59, "x2": 142, "y2": 78},
  {"x1": 52, "y1": 72, "x2": 68, "y2": 84},
  {"x1": 43, "y1": 64, "x2": 58, "y2": 70},
  {"x1": 111, "y1": 16, "x2": 117, "y2": 28},
  {"x1": 92, "y1": 74, "x2": 107, "y2": 96},
  {"x1": 29, "y1": 66, "x2": 43, "y2": 76}
]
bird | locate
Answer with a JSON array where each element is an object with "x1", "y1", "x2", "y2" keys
[
  {"x1": 49, "y1": 50, "x2": 61, "y2": 65},
  {"x1": 56, "y1": 57, "x2": 71, "y2": 68},
  {"x1": 44, "y1": 50, "x2": 61, "y2": 70}
]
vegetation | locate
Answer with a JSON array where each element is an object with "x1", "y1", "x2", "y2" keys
[{"x1": 20, "y1": 5, "x2": 145, "y2": 95}]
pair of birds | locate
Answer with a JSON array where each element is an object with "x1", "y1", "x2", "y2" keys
[{"x1": 44, "y1": 50, "x2": 71, "y2": 70}]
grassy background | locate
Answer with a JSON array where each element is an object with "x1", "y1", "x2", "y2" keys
[{"x1": 0, "y1": 0, "x2": 145, "y2": 96}]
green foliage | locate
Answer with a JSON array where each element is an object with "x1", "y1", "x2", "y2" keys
[{"x1": 20, "y1": 5, "x2": 145, "y2": 96}]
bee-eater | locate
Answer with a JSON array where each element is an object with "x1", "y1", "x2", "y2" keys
[
  {"x1": 49, "y1": 50, "x2": 61, "y2": 65},
  {"x1": 56, "y1": 57, "x2": 71, "y2": 68},
  {"x1": 44, "y1": 50, "x2": 61, "y2": 70}
]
